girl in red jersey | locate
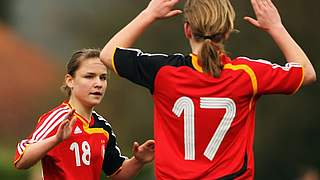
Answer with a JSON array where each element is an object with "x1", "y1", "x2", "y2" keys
[
  {"x1": 14, "y1": 49, "x2": 154, "y2": 180},
  {"x1": 99, "y1": 0, "x2": 316, "y2": 179}
]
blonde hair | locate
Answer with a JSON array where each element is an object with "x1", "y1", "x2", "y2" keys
[{"x1": 184, "y1": 0, "x2": 235, "y2": 77}]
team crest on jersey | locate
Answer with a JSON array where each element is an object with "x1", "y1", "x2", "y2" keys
[{"x1": 73, "y1": 126, "x2": 82, "y2": 134}]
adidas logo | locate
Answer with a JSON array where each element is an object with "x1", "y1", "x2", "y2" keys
[{"x1": 74, "y1": 126, "x2": 82, "y2": 134}]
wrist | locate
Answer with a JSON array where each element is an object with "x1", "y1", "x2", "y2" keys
[
  {"x1": 140, "y1": 9, "x2": 157, "y2": 24},
  {"x1": 267, "y1": 24, "x2": 287, "y2": 37},
  {"x1": 52, "y1": 135, "x2": 63, "y2": 145},
  {"x1": 132, "y1": 156, "x2": 146, "y2": 166}
]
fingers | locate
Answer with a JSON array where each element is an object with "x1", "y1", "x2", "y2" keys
[
  {"x1": 66, "y1": 109, "x2": 75, "y2": 120},
  {"x1": 132, "y1": 142, "x2": 139, "y2": 153},
  {"x1": 254, "y1": 0, "x2": 275, "y2": 12},
  {"x1": 140, "y1": 140, "x2": 155, "y2": 152},
  {"x1": 59, "y1": 119, "x2": 70, "y2": 130},
  {"x1": 133, "y1": 140, "x2": 155, "y2": 152},
  {"x1": 266, "y1": 0, "x2": 276, "y2": 9},
  {"x1": 265, "y1": 0, "x2": 277, "y2": 12},
  {"x1": 144, "y1": 140, "x2": 155, "y2": 149},
  {"x1": 164, "y1": 0, "x2": 180, "y2": 6},
  {"x1": 162, "y1": 0, "x2": 182, "y2": 18},
  {"x1": 244, "y1": 16, "x2": 260, "y2": 28},
  {"x1": 165, "y1": 10, "x2": 183, "y2": 18},
  {"x1": 251, "y1": 0, "x2": 269, "y2": 14},
  {"x1": 251, "y1": 0, "x2": 261, "y2": 14},
  {"x1": 69, "y1": 116, "x2": 77, "y2": 128},
  {"x1": 56, "y1": 119, "x2": 70, "y2": 140}
]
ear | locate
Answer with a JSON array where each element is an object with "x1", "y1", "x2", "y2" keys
[
  {"x1": 65, "y1": 74, "x2": 74, "y2": 89},
  {"x1": 184, "y1": 23, "x2": 192, "y2": 39}
]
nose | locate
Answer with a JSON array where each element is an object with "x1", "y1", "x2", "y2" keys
[{"x1": 94, "y1": 77, "x2": 104, "y2": 88}]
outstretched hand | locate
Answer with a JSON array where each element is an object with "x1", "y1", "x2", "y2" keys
[
  {"x1": 132, "y1": 140, "x2": 155, "y2": 164},
  {"x1": 55, "y1": 109, "x2": 76, "y2": 143},
  {"x1": 144, "y1": 0, "x2": 182, "y2": 20},
  {"x1": 244, "y1": 0, "x2": 283, "y2": 32}
]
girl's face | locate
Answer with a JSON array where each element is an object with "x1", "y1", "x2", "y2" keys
[{"x1": 66, "y1": 57, "x2": 108, "y2": 108}]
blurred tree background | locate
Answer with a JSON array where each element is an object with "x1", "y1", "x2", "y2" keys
[{"x1": 0, "y1": 0, "x2": 319, "y2": 179}]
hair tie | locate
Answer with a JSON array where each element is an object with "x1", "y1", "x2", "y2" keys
[{"x1": 202, "y1": 33, "x2": 224, "y2": 42}]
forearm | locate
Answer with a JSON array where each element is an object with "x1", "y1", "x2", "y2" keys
[
  {"x1": 268, "y1": 26, "x2": 316, "y2": 85},
  {"x1": 15, "y1": 135, "x2": 60, "y2": 169},
  {"x1": 111, "y1": 157, "x2": 145, "y2": 180},
  {"x1": 100, "y1": 10, "x2": 156, "y2": 70}
]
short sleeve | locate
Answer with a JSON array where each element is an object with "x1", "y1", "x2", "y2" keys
[
  {"x1": 112, "y1": 47, "x2": 187, "y2": 93},
  {"x1": 14, "y1": 106, "x2": 70, "y2": 165},
  {"x1": 240, "y1": 58, "x2": 304, "y2": 95},
  {"x1": 101, "y1": 121, "x2": 127, "y2": 176}
]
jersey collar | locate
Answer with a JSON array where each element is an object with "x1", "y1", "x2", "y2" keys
[
  {"x1": 190, "y1": 53, "x2": 232, "y2": 73},
  {"x1": 63, "y1": 100, "x2": 92, "y2": 125}
]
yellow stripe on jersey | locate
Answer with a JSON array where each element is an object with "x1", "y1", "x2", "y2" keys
[
  {"x1": 191, "y1": 54, "x2": 203, "y2": 73},
  {"x1": 76, "y1": 114, "x2": 109, "y2": 139},
  {"x1": 13, "y1": 144, "x2": 30, "y2": 165},
  {"x1": 112, "y1": 48, "x2": 119, "y2": 75},
  {"x1": 188, "y1": 55, "x2": 258, "y2": 110},
  {"x1": 224, "y1": 63, "x2": 257, "y2": 110},
  {"x1": 291, "y1": 66, "x2": 304, "y2": 95}
]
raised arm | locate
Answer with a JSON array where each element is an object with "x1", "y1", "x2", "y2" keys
[
  {"x1": 244, "y1": 0, "x2": 316, "y2": 85},
  {"x1": 100, "y1": 0, "x2": 182, "y2": 71},
  {"x1": 15, "y1": 110, "x2": 76, "y2": 169}
]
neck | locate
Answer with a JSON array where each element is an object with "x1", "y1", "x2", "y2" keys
[
  {"x1": 189, "y1": 39, "x2": 202, "y2": 55},
  {"x1": 68, "y1": 96, "x2": 93, "y2": 121}
]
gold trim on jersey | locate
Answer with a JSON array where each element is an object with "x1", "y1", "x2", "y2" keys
[
  {"x1": 13, "y1": 144, "x2": 30, "y2": 166},
  {"x1": 64, "y1": 102, "x2": 109, "y2": 138},
  {"x1": 224, "y1": 63, "x2": 257, "y2": 110},
  {"x1": 190, "y1": 54, "x2": 203, "y2": 73},
  {"x1": 190, "y1": 54, "x2": 258, "y2": 110},
  {"x1": 291, "y1": 66, "x2": 304, "y2": 95},
  {"x1": 75, "y1": 114, "x2": 109, "y2": 139},
  {"x1": 112, "y1": 48, "x2": 119, "y2": 75}
]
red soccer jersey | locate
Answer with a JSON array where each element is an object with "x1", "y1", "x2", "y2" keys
[
  {"x1": 14, "y1": 102, "x2": 126, "y2": 180},
  {"x1": 113, "y1": 48, "x2": 303, "y2": 180}
]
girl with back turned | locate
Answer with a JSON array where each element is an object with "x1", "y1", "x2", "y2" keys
[{"x1": 100, "y1": 0, "x2": 316, "y2": 179}]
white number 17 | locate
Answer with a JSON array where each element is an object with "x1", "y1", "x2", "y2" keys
[{"x1": 172, "y1": 97, "x2": 236, "y2": 161}]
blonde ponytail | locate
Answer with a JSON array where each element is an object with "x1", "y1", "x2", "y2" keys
[
  {"x1": 184, "y1": 0, "x2": 235, "y2": 77},
  {"x1": 199, "y1": 39, "x2": 223, "y2": 77}
]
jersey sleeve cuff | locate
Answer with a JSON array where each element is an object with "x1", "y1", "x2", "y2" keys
[
  {"x1": 112, "y1": 47, "x2": 119, "y2": 75},
  {"x1": 13, "y1": 144, "x2": 30, "y2": 167},
  {"x1": 290, "y1": 66, "x2": 304, "y2": 95}
]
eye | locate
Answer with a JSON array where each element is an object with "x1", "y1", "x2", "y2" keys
[
  {"x1": 84, "y1": 75, "x2": 94, "y2": 79},
  {"x1": 100, "y1": 75, "x2": 107, "y2": 81}
]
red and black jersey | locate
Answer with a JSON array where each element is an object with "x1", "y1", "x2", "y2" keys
[
  {"x1": 14, "y1": 102, "x2": 126, "y2": 180},
  {"x1": 112, "y1": 47, "x2": 303, "y2": 180}
]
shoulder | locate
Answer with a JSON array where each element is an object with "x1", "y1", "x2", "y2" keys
[
  {"x1": 116, "y1": 47, "x2": 187, "y2": 62},
  {"x1": 233, "y1": 56, "x2": 302, "y2": 70},
  {"x1": 30, "y1": 103, "x2": 70, "y2": 141},
  {"x1": 229, "y1": 56, "x2": 276, "y2": 70},
  {"x1": 38, "y1": 103, "x2": 70, "y2": 123},
  {"x1": 92, "y1": 111, "x2": 113, "y2": 132}
]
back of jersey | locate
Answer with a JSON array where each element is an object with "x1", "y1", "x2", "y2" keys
[
  {"x1": 153, "y1": 62, "x2": 255, "y2": 180},
  {"x1": 112, "y1": 48, "x2": 303, "y2": 180}
]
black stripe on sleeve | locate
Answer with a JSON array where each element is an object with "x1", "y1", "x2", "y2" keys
[{"x1": 91, "y1": 112, "x2": 127, "y2": 176}]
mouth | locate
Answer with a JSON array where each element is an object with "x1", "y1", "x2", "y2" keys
[{"x1": 90, "y1": 92, "x2": 103, "y2": 96}]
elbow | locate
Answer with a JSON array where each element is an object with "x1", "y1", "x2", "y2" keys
[
  {"x1": 15, "y1": 161, "x2": 30, "y2": 170},
  {"x1": 303, "y1": 69, "x2": 317, "y2": 85},
  {"x1": 99, "y1": 49, "x2": 113, "y2": 70}
]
